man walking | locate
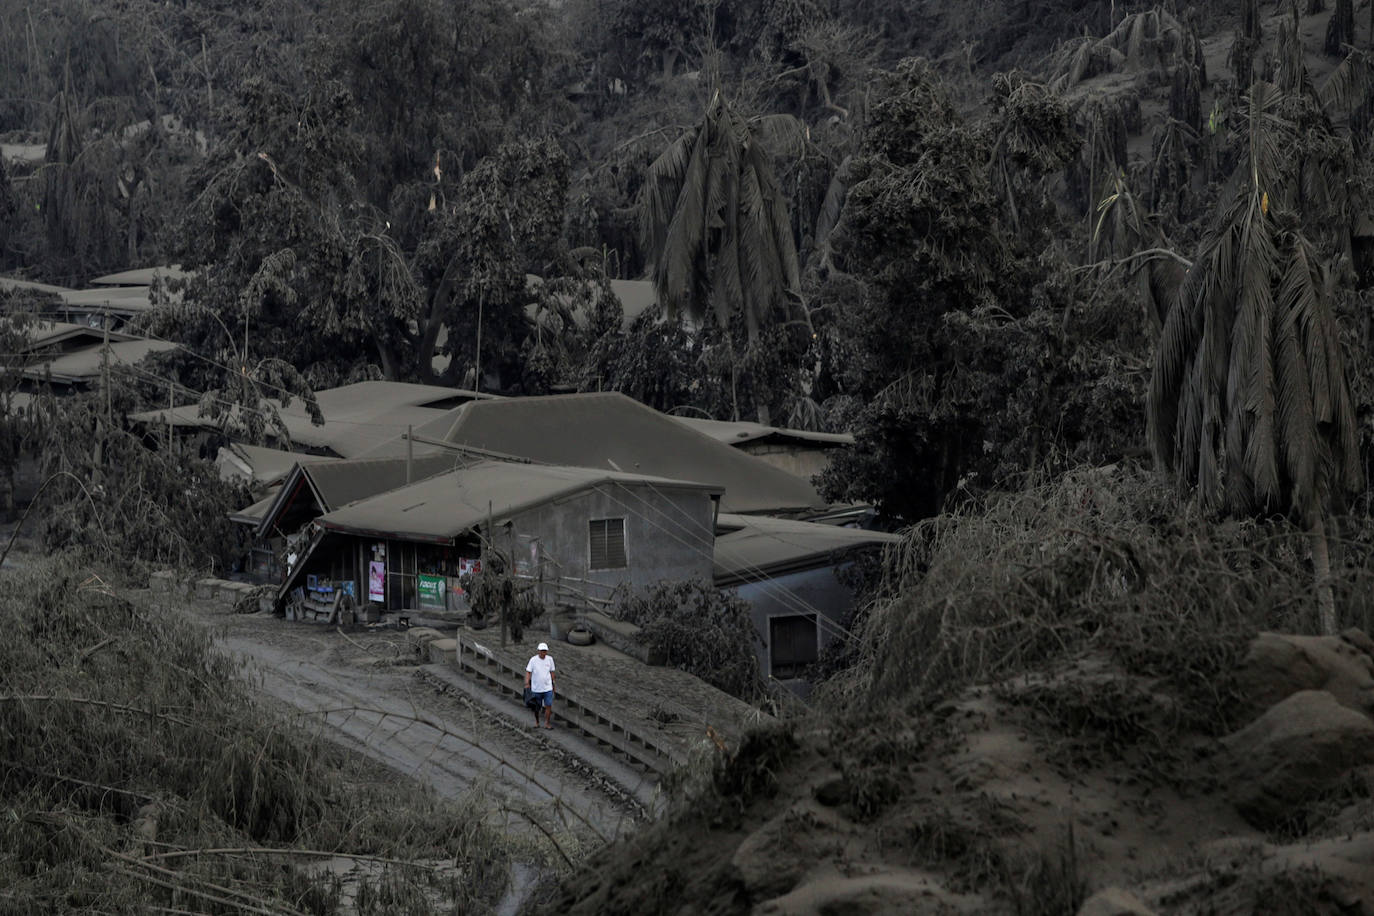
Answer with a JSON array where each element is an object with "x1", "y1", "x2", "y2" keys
[{"x1": 524, "y1": 642, "x2": 556, "y2": 729}]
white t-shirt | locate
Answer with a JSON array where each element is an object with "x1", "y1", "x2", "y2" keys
[{"x1": 526, "y1": 654, "x2": 556, "y2": 693}]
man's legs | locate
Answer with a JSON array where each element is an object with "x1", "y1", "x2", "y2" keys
[{"x1": 543, "y1": 694, "x2": 553, "y2": 728}]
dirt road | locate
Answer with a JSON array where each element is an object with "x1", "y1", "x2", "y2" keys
[{"x1": 169, "y1": 599, "x2": 651, "y2": 857}]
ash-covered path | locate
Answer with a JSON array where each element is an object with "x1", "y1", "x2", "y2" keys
[{"x1": 172, "y1": 600, "x2": 649, "y2": 849}]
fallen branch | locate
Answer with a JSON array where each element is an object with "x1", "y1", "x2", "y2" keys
[
  {"x1": 80, "y1": 637, "x2": 115, "y2": 663},
  {"x1": 143, "y1": 846, "x2": 442, "y2": 869},
  {"x1": 0, "y1": 694, "x2": 193, "y2": 727},
  {"x1": 106, "y1": 846, "x2": 312, "y2": 916},
  {"x1": 501, "y1": 804, "x2": 575, "y2": 870},
  {"x1": 0, "y1": 757, "x2": 155, "y2": 803},
  {"x1": 108, "y1": 862, "x2": 303, "y2": 916}
]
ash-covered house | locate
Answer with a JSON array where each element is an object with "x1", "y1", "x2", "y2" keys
[
  {"x1": 670, "y1": 416, "x2": 855, "y2": 481},
  {"x1": 274, "y1": 459, "x2": 721, "y2": 618},
  {"x1": 211, "y1": 383, "x2": 893, "y2": 690},
  {"x1": 236, "y1": 452, "x2": 467, "y2": 582},
  {"x1": 713, "y1": 514, "x2": 901, "y2": 694},
  {"x1": 131, "y1": 380, "x2": 498, "y2": 462}
]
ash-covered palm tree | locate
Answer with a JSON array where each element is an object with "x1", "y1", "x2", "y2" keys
[
  {"x1": 639, "y1": 90, "x2": 807, "y2": 422},
  {"x1": 1148, "y1": 81, "x2": 1360, "y2": 634}
]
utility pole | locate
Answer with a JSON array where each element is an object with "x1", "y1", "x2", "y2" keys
[
  {"x1": 473, "y1": 292, "x2": 483, "y2": 394},
  {"x1": 94, "y1": 315, "x2": 110, "y2": 477},
  {"x1": 102, "y1": 313, "x2": 110, "y2": 425},
  {"x1": 493, "y1": 500, "x2": 506, "y2": 649}
]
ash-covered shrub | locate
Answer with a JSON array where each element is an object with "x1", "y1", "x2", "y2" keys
[
  {"x1": 0, "y1": 556, "x2": 511, "y2": 914},
  {"x1": 613, "y1": 579, "x2": 763, "y2": 701},
  {"x1": 821, "y1": 464, "x2": 1374, "y2": 734}
]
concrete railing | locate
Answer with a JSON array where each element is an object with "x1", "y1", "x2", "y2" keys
[{"x1": 404, "y1": 627, "x2": 676, "y2": 776}]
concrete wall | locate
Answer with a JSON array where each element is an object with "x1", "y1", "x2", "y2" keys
[
  {"x1": 508, "y1": 482, "x2": 714, "y2": 607},
  {"x1": 729, "y1": 563, "x2": 853, "y2": 694},
  {"x1": 737, "y1": 443, "x2": 834, "y2": 482},
  {"x1": 148, "y1": 570, "x2": 274, "y2": 613}
]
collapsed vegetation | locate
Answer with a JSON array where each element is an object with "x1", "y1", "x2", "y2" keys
[
  {"x1": 0, "y1": 556, "x2": 517, "y2": 915},
  {"x1": 538, "y1": 467, "x2": 1374, "y2": 914}
]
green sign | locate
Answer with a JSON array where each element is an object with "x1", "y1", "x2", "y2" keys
[{"x1": 417, "y1": 574, "x2": 445, "y2": 609}]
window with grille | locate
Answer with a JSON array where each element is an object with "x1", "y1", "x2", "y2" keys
[
  {"x1": 588, "y1": 518, "x2": 627, "y2": 569},
  {"x1": 769, "y1": 614, "x2": 818, "y2": 679}
]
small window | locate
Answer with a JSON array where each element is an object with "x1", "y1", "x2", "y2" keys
[
  {"x1": 589, "y1": 518, "x2": 627, "y2": 569},
  {"x1": 770, "y1": 614, "x2": 818, "y2": 679}
]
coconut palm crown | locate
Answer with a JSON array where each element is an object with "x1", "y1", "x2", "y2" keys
[
  {"x1": 638, "y1": 90, "x2": 806, "y2": 341},
  {"x1": 1147, "y1": 80, "x2": 1361, "y2": 632}
]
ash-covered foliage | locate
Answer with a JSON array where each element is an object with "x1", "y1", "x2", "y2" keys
[
  {"x1": 0, "y1": 558, "x2": 511, "y2": 914},
  {"x1": 31, "y1": 386, "x2": 251, "y2": 576},
  {"x1": 613, "y1": 579, "x2": 763, "y2": 701},
  {"x1": 823, "y1": 465, "x2": 1374, "y2": 734}
]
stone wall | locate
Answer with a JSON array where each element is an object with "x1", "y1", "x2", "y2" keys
[
  {"x1": 578, "y1": 610, "x2": 664, "y2": 665},
  {"x1": 148, "y1": 570, "x2": 274, "y2": 614}
]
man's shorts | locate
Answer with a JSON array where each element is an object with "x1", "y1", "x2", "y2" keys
[{"x1": 534, "y1": 689, "x2": 553, "y2": 707}]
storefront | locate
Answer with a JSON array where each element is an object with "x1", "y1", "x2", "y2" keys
[{"x1": 373, "y1": 538, "x2": 482, "y2": 612}]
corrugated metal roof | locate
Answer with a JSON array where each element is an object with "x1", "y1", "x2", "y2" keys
[
  {"x1": 20, "y1": 321, "x2": 137, "y2": 352},
  {"x1": 89, "y1": 266, "x2": 186, "y2": 286},
  {"x1": 361, "y1": 392, "x2": 827, "y2": 514},
  {"x1": 22, "y1": 338, "x2": 178, "y2": 384},
  {"x1": 713, "y1": 513, "x2": 900, "y2": 584},
  {"x1": 217, "y1": 443, "x2": 337, "y2": 487},
  {"x1": 253, "y1": 452, "x2": 467, "y2": 537},
  {"x1": 130, "y1": 381, "x2": 496, "y2": 457},
  {"x1": 672, "y1": 416, "x2": 854, "y2": 447},
  {"x1": 315, "y1": 459, "x2": 722, "y2": 543}
]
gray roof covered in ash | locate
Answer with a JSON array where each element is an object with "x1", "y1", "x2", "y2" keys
[
  {"x1": 18, "y1": 321, "x2": 137, "y2": 354},
  {"x1": 712, "y1": 513, "x2": 900, "y2": 585},
  {"x1": 89, "y1": 265, "x2": 186, "y2": 286},
  {"x1": 254, "y1": 452, "x2": 467, "y2": 536},
  {"x1": 0, "y1": 275, "x2": 70, "y2": 295},
  {"x1": 361, "y1": 391, "x2": 827, "y2": 514},
  {"x1": 217, "y1": 443, "x2": 338, "y2": 488},
  {"x1": 53, "y1": 286, "x2": 156, "y2": 311},
  {"x1": 229, "y1": 486, "x2": 282, "y2": 526},
  {"x1": 304, "y1": 452, "x2": 466, "y2": 509},
  {"x1": 315, "y1": 459, "x2": 722, "y2": 543},
  {"x1": 131, "y1": 380, "x2": 497, "y2": 457},
  {"x1": 22, "y1": 338, "x2": 178, "y2": 384},
  {"x1": 672, "y1": 416, "x2": 854, "y2": 448}
]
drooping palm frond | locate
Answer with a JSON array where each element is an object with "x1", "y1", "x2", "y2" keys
[
  {"x1": 639, "y1": 94, "x2": 804, "y2": 338},
  {"x1": 639, "y1": 127, "x2": 702, "y2": 277},
  {"x1": 1150, "y1": 78, "x2": 1360, "y2": 528},
  {"x1": 1221, "y1": 196, "x2": 1280, "y2": 514},
  {"x1": 1046, "y1": 5, "x2": 1187, "y2": 91},
  {"x1": 1317, "y1": 47, "x2": 1374, "y2": 112},
  {"x1": 809, "y1": 154, "x2": 851, "y2": 272}
]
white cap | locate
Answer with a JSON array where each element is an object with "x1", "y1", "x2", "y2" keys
[{"x1": 537, "y1": 642, "x2": 549, "y2": 651}]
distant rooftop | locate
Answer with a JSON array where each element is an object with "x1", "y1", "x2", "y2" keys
[
  {"x1": 22, "y1": 338, "x2": 178, "y2": 385},
  {"x1": 672, "y1": 416, "x2": 853, "y2": 448},
  {"x1": 713, "y1": 513, "x2": 901, "y2": 585},
  {"x1": 361, "y1": 391, "x2": 828, "y2": 514},
  {"x1": 315, "y1": 459, "x2": 722, "y2": 544},
  {"x1": 132, "y1": 380, "x2": 498, "y2": 458}
]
